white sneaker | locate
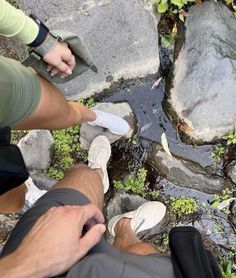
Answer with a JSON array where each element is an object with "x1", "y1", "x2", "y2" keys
[
  {"x1": 88, "y1": 135, "x2": 111, "y2": 193},
  {"x1": 108, "y1": 201, "x2": 166, "y2": 236},
  {"x1": 88, "y1": 110, "x2": 130, "y2": 136},
  {"x1": 21, "y1": 177, "x2": 47, "y2": 213}
]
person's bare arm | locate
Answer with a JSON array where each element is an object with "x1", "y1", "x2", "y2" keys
[
  {"x1": 0, "y1": 0, "x2": 76, "y2": 77},
  {"x1": 0, "y1": 205, "x2": 106, "y2": 278}
]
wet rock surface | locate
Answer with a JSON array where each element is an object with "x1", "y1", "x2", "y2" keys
[
  {"x1": 80, "y1": 102, "x2": 134, "y2": 149},
  {"x1": 19, "y1": 0, "x2": 160, "y2": 99},
  {"x1": 226, "y1": 160, "x2": 236, "y2": 185},
  {"x1": 169, "y1": 2, "x2": 236, "y2": 143},
  {"x1": 18, "y1": 130, "x2": 54, "y2": 171},
  {"x1": 150, "y1": 144, "x2": 229, "y2": 194},
  {"x1": 229, "y1": 200, "x2": 236, "y2": 229},
  {"x1": 194, "y1": 210, "x2": 236, "y2": 252}
]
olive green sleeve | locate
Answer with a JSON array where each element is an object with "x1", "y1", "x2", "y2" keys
[{"x1": 0, "y1": 0, "x2": 39, "y2": 44}]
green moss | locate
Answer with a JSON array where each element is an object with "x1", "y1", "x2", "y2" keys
[{"x1": 47, "y1": 125, "x2": 87, "y2": 180}]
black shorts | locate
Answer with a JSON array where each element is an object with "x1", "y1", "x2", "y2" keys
[{"x1": 1, "y1": 188, "x2": 175, "y2": 278}]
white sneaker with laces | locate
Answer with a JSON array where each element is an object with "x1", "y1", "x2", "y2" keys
[
  {"x1": 88, "y1": 135, "x2": 111, "y2": 193},
  {"x1": 88, "y1": 110, "x2": 130, "y2": 136}
]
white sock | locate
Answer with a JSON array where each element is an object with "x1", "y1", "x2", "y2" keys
[{"x1": 88, "y1": 110, "x2": 130, "y2": 136}]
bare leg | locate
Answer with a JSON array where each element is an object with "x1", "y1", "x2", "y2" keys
[
  {"x1": 13, "y1": 75, "x2": 96, "y2": 130},
  {"x1": 0, "y1": 184, "x2": 26, "y2": 214},
  {"x1": 52, "y1": 163, "x2": 104, "y2": 210},
  {"x1": 0, "y1": 164, "x2": 104, "y2": 213},
  {"x1": 113, "y1": 218, "x2": 157, "y2": 255}
]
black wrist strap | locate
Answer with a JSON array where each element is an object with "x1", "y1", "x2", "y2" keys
[{"x1": 27, "y1": 14, "x2": 49, "y2": 48}]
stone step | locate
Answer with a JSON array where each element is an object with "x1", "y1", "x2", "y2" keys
[{"x1": 19, "y1": 0, "x2": 160, "y2": 99}]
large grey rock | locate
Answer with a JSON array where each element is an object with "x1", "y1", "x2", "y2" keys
[
  {"x1": 80, "y1": 102, "x2": 135, "y2": 149},
  {"x1": 150, "y1": 144, "x2": 228, "y2": 194},
  {"x1": 169, "y1": 2, "x2": 236, "y2": 143},
  {"x1": 19, "y1": 0, "x2": 160, "y2": 99},
  {"x1": 18, "y1": 130, "x2": 54, "y2": 171},
  {"x1": 226, "y1": 160, "x2": 236, "y2": 184}
]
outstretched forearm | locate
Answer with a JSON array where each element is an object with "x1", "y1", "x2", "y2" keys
[{"x1": 0, "y1": 0, "x2": 39, "y2": 44}]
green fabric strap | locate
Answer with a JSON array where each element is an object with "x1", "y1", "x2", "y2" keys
[{"x1": 21, "y1": 30, "x2": 97, "y2": 84}]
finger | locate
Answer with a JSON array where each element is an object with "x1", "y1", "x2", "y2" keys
[
  {"x1": 78, "y1": 224, "x2": 106, "y2": 257},
  {"x1": 81, "y1": 204, "x2": 105, "y2": 225},
  {"x1": 53, "y1": 61, "x2": 72, "y2": 77},
  {"x1": 60, "y1": 56, "x2": 75, "y2": 78},
  {"x1": 66, "y1": 55, "x2": 76, "y2": 69},
  {"x1": 47, "y1": 64, "x2": 53, "y2": 72},
  {"x1": 50, "y1": 67, "x2": 60, "y2": 76}
]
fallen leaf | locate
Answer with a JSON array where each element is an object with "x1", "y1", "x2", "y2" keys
[
  {"x1": 217, "y1": 198, "x2": 236, "y2": 210},
  {"x1": 151, "y1": 77, "x2": 162, "y2": 90},
  {"x1": 161, "y1": 132, "x2": 172, "y2": 157}
]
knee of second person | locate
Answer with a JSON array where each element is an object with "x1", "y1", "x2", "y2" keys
[{"x1": 70, "y1": 164, "x2": 100, "y2": 179}]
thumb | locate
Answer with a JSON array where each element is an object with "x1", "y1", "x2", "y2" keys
[{"x1": 78, "y1": 224, "x2": 106, "y2": 258}]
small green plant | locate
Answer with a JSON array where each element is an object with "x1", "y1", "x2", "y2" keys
[
  {"x1": 211, "y1": 188, "x2": 233, "y2": 209},
  {"x1": 160, "y1": 33, "x2": 175, "y2": 48},
  {"x1": 220, "y1": 259, "x2": 236, "y2": 278},
  {"x1": 214, "y1": 223, "x2": 224, "y2": 232},
  {"x1": 212, "y1": 146, "x2": 226, "y2": 162},
  {"x1": 47, "y1": 125, "x2": 87, "y2": 180},
  {"x1": 162, "y1": 233, "x2": 169, "y2": 246},
  {"x1": 79, "y1": 97, "x2": 96, "y2": 108},
  {"x1": 114, "y1": 168, "x2": 148, "y2": 196},
  {"x1": 149, "y1": 190, "x2": 160, "y2": 199},
  {"x1": 170, "y1": 196, "x2": 199, "y2": 218},
  {"x1": 152, "y1": 0, "x2": 195, "y2": 21},
  {"x1": 152, "y1": 0, "x2": 236, "y2": 21},
  {"x1": 223, "y1": 131, "x2": 236, "y2": 145}
]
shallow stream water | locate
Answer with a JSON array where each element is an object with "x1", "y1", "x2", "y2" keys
[{"x1": 101, "y1": 77, "x2": 218, "y2": 204}]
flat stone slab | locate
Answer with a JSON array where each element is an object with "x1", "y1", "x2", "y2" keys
[
  {"x1": 19, "y1": 0, "x2": 160, "y2": 99},
  {"x1": 150, "y1": 144, "x2": 229, "y2": 194},
  {"x1": 169, "y1": 2, "x2": 236, "y2": 143},
  {"x1": 80, "y1": 102, "x2": 134, "y2": 149}
]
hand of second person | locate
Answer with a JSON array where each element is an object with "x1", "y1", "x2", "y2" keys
[
  {"x1": 11, "y1": 204, "x2": 105, "y2": 278},
  {"x1": 43, "y1": 41, "x2": 76, "y2": 78}
]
